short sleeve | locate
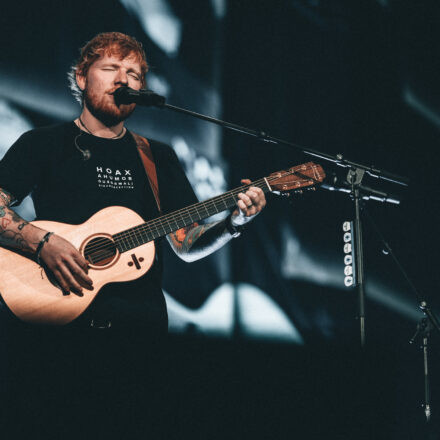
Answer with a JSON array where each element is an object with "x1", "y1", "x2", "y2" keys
[
  {"x1": 151, "y1": 141, "x2": 199, "y2": 215},
  {"x1": 0, "y1": 130, "x2": 44, "y2": 206}
]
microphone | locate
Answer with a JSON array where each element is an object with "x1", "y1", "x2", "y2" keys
[{"x1": 113, "y1": 86, "x2": 166, "y2": 107}]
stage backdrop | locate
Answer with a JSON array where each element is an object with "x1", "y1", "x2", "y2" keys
[{"x1": 1, "y1": 0, "x2": 439, "y2": 346}]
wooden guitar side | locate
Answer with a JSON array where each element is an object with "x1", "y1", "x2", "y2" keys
[{"x1": 0, "y1": 206, "x2": 155, "y2": 325}]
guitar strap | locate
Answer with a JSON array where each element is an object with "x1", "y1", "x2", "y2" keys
[{"x1": 131, "y1": 132, "x2": 162, "y2": 214}]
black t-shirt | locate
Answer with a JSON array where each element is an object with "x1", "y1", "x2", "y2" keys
[{"x1": 0, "y1": 122, "x2": 198, "y2": 331}]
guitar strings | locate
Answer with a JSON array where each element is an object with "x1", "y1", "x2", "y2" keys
[
  {"x1": 84, "y1": 166, "x2": 324, "y2": 261},
  {"x1": 84, "y1": 181, "x2": 266, "y2": 262},
  {"x1": 83, "y1": 175, "x2": 275, "y2": 258},
  {"x1": 89, "y1": 164, "x2": 322, "y2": 255},
  {"x1": 84, "y1": 178, "x2": 269, "y2": 257},
  {"x1": 110, "y1": 165, "x2": 324, "y2": 250}
]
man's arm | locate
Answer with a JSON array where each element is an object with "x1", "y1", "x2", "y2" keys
[
  {"x1": 167, "y1": 220, "x2": 232, "y2": 263},
  {"x1": 167, "y1": 180, "x2": 266, "y2": 262},
  {"x1": 0, "y1": 187, "x2": 93, "y2": 294},
  {"x1": 0, "y1": 188, "x2": 43, "y2": 253}
]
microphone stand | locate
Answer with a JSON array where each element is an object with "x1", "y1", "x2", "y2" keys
[
  {"x1": 130, "y1": 89, "x2": 409, "y2": 347},
  {"x1": 410, "y1": 317, "x2": 433, "y2": 424},
  {"x1": 123, "y1": 86, "x2": 440, "y2": 430},
  {"x1": 363, "y1": 208, "x2": 440, "y2": 426}
]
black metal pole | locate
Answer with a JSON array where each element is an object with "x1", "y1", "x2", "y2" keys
[
  {"x1": 345, "y1": 168, "x2": 367, "y2": 347},
  {"x1": 422, "y1": 328, "x2": 431, "y2": 423},
  {"x1": 353, "y1": 187, "x2": 366, "y2": 348},
  {"x1": 410, "y1": 317, "x2": 432, "y2": 424},
  {"x1": 157, "y1": 100, "x2": 409, "y2": 187},
  {"x1": 116, "y1": 86, "x2": 408, "y2": 184}
]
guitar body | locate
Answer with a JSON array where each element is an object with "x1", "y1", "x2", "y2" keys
[{"x1": 0, "y1": 206, "x2": 155, "y2": 325}]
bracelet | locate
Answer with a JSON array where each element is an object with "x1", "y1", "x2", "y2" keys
[
  {"x1": 36, "y1": 232, "x2": 54, "y2": 265},
  {"x1": 225, "y1": 214, "x2": 245, "y2": 238}
]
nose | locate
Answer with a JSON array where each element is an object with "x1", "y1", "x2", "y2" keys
[{"x1": 115, "y1": 69, "x2": 128, "y2": 85}]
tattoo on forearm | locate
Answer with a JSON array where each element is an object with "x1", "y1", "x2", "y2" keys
[
  {"x1": 0, "y1": 203, "x2": 32, "y2": 250},
  {"x1": 0, "y1": 188, "x2": 15, "y2": 207},
  {"x1": 181, "y1": 225, "x2": 210, "y2": 250},
  {"x1": 18, "y1": 222, "x2": 28, "y2": 231},
  {"x1": 1, "y1": 218, "x2": 11, "y2": 229},
  {"x1": 169, "y1": 223, "x2": 202, "y2": 252},
  {"x1": 168, "y1": 219, "x2": 234, "y2": 262},
  {"x1": 169, "y1": 221, "x2": 226, "y2": 254},
  {"x1": 0, "y1": 229, "x2": 33, "y2": 252},
  {"x1": 0, "y1": 206, "x2": 27, "y2": 231},
  {"x1": 11, "y1": 211, "x2": 22, "y2": 222}
]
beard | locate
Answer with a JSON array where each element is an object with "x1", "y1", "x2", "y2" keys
[{"x1": 83, "y1": 84, "x2": 136, "y2": 127}]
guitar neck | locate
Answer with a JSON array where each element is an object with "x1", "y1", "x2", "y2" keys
[{"x1": 113, "y1": 178, "x2": 271, "y2": 253}]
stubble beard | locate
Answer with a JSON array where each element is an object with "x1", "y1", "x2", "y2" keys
[{"x1": 84, "y1": 84, "x2": 136, "y2": 127}]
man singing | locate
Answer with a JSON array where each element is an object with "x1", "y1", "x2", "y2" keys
[{"x1": 0, "y1": 32, "x2": 266, "y2": 331}]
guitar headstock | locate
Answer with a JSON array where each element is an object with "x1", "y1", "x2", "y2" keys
[{"x1": 267, "y1": 162, "x2": 325, "y2": 194}]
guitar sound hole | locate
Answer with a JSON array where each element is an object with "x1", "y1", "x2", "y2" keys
[{"x1": 84, "y1": 236, "x2": 117, "y2": 266}]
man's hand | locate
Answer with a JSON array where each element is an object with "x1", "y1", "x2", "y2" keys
[
  {"x1": 231, "y1": 179, "x2": 267, "y2": 226},
  {"x1": 39, "y1": 234, "x2": 93, "y2": 295}
]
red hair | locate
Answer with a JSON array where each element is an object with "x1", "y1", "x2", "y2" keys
[{"x1": 76, "y1": 32, "x2": 148, "y2": 86}]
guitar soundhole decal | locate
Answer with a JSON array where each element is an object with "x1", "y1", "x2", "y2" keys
[{"x1": 84, "y1": 236, "x2": 117, "y2": 266}]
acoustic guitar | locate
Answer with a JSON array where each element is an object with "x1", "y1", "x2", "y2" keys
[{"x1": 0, "y1": 162, "x2": 325, "y2": 325}]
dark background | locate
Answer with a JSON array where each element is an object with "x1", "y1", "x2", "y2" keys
[{"x1": 1, "y1": 1, "x2": 439, "y2": 438}]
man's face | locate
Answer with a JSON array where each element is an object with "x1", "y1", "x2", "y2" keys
[{"x1": 77, "y1": 53, "x2": 143, "y2": 126}]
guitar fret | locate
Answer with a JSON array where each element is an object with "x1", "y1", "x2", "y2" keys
[
  {"x1": 193, "y1": 205, "x2": 201, "y2": 219},
  {"x1": 140, "y1": 228, "x2": 148, "y2": 244},
  {"x1": 204, "y1": 204, "x2": 211, "y2": 217},
  {"x1": 172, "y1": 215, "x2": 180, "y2": 231},
  {"x1": 222, "y1": 196, "x2": 229, "y2": 210},
  {"x1": 130, "y1": 233, "x2": 136, "y2": 248},
  {"x1": 151, "y1": 220, "x2": 160, "y2": 239},
  {"x1": 145, "y1": 231, "x2": 154, "y2": 242},
  {"x1": 163, "y1": 216, "x2": 172, "y2": 234},
  {"x1": 134, "y1": 230, "x2": 140, "y2": 247},
  {"x1": 160, "y1": 223, "x2": 167, "y2": 237},
  {"x1": 179, "y1": 211, "x2": 187, "y2": 228}
]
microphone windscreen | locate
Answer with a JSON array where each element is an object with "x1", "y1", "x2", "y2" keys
[{"x1": 113, "y1": 87, "x2": 132, "y2": 105}]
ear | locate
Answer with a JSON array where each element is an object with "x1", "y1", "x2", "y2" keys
[{"x1": 76, "y1": 70, "x2": 86, "y2": 91}]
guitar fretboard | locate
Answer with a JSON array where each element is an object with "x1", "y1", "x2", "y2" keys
[{"x1": 112, "y1": 178, "x2": 270, "y2": 253}]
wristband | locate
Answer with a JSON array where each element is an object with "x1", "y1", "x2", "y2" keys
[
  {"x1": 36, "y1": 232, "x2": 54, "y2": 265},
  {"x1": 225, "y1": 214, "x2": 245, "y2": 238}
]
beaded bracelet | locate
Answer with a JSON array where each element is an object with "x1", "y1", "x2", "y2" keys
[{"x1": 36, "y1": 232, "x2": 54, "y2": 265}]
